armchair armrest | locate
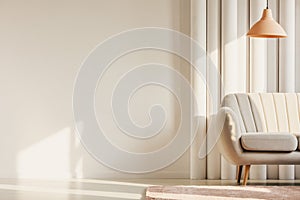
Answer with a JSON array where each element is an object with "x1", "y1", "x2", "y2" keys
[{"x1": 215, "y1": 107, "x2": 244, "y2": 165}]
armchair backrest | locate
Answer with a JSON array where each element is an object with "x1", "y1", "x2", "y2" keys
[{"x1": 222, "y1": 93, "x2": 300, "y2": 133}]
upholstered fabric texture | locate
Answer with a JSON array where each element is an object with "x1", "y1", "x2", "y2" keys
[
  {"x1": 217, "y1": 93, "x2": 300, "y2": 166},
  {"x1": 241, "y1": 132, "x2": 297, "y2": 152},
  {"x1": 222, "y1": 93, "x2": 300, "y2": 134}
]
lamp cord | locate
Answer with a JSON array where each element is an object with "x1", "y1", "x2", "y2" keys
[{"x1": 266, "y1": 0, "x2": 269, "y2": 9}]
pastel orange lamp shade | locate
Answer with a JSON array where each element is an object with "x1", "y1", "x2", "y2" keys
[{"x1": 247, "y1": 7, "x2": 287, "y2": 38}]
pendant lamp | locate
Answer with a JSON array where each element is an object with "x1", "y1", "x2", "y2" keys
[{"x1": 247, "y1": 0, "x2": 287, "y2": 38}]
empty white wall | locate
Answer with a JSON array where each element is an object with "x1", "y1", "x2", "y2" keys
[{"x1": 0, "y1": 0, "x2": 193, "y2": 179}]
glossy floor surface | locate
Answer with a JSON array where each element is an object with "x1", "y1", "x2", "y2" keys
[{"x1": 0, "y1": 179, "x2": 299, "y2": 200}]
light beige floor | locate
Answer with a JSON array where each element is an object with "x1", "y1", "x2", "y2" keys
[{"x1": 0, "y1": 179, "x2": 299, "y2": 200}]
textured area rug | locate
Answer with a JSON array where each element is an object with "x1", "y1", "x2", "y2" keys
[{"x1": 146, "y1": 185, "x2": 300, "y2": 200}]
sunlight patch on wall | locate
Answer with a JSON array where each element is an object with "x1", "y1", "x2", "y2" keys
[{"x1": 17, "y1": 128, "x2": 72, "y2": 179}]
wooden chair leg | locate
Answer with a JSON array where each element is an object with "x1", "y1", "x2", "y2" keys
[
  {"x1": 243, "y1": 165, "x2": 251, "y2": 186},
  {"x1": 236, "y1": 165, "x2": 243, "y2": 184}
]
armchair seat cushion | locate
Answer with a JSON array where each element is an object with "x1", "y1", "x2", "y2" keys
[{"x1": 241, "y1": 132, "x2": 298, "y2": 152}]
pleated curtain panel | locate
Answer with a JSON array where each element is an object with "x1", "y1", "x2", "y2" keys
[{"x1": 190, "y1": 0, "x2": 300, "y2": 180}]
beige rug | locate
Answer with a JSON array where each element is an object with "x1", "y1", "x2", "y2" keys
[{"x1": 146, "y1": 185, "x2": 300, "y2": 200}]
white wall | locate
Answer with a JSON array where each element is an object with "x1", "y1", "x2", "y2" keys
[{"x1": 0, "y1": 0, "x2": 193, "y2": 179}]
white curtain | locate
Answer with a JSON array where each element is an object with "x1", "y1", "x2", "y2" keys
[{"x1": 192, "y1": 0, "x2": 300, "y2": 180}]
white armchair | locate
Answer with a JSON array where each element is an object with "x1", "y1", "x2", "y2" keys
[{"x1": 216, "y1": 93, "x2": 300, "y2": 185}]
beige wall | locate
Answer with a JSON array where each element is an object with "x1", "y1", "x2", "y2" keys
[{"x1": 0, "y1": 0, "x2": 192, "y2": 178}]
